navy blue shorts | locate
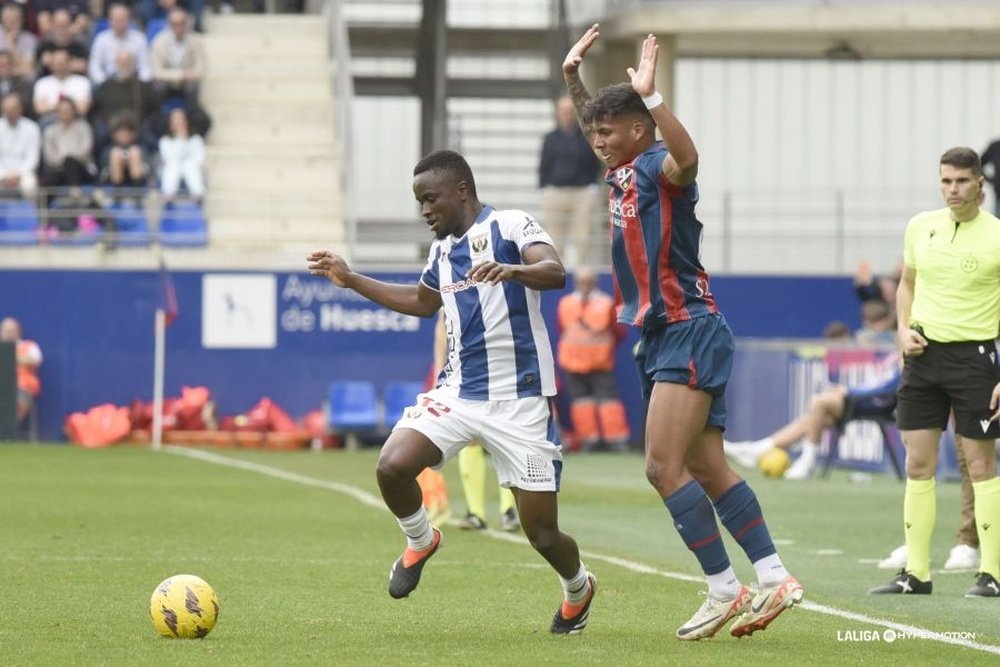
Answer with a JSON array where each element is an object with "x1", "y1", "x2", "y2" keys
[{"x1": 634, "y1": 313, "x2": 734, "y2": 429}]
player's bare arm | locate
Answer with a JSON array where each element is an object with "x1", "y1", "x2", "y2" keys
[
  {"x1": 467, "y1": 243, "x2": 566, "y2": 290},
  {"x1": 626, "y1": 34, "x2": 698, "y2": 188},
  {"x1": 563, "y1": 23, "x2": 599, "y2": 138},
  {"x1": 307, "y1": 250, "x2": 442, "y2": 317},
  {"x1": 894, "y1": 263, "x2": 926, "y2": 357}
]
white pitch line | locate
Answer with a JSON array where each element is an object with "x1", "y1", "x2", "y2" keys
[{"x1": 165, "y1": 446, "x2": 1000, "y2": 656}]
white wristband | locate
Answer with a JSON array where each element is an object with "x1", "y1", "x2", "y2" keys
[{"x1": 642, "y1": 91, "x2": 663, "y2": 110}]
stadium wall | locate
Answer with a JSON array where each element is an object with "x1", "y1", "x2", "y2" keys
[{"x1": 0, "y1": 269, "x2": 860, "y2": 442}]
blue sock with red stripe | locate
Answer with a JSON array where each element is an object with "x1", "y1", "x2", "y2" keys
[
  {"x1": 713, "y1": 480, "x2": 778, "y2": 563},
  {"x1": 664, "y1": 480, "x2": 730, "y2": 575}
]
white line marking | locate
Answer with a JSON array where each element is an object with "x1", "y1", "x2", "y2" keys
[
  {"x1": 814, "y1": 549, "x2": 843, "y2": 556},
  {"x1": 166, "y1": 446, "x2": 1000, "y2": 655}
]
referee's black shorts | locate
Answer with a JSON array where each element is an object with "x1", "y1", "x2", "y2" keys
[{"x1": 897, "y1": 338, "x2": 1000, "y2": 439}]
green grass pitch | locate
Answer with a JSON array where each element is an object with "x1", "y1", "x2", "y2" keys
[{"x1": 1, "y1": 443, "x2": 998, "y2": 666}]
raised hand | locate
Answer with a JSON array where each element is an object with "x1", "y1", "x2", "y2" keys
[
  {"x1": 563, "y1": 23, "x2": 600, "y2": 77},
  {"x1": 307, "y1": 250, "x2": 351, "y2": 288},
  {"x1": 626, "y1": 34, "x2": 659, "y2": 98}
]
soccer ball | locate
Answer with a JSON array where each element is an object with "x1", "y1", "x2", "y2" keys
[
  {"x1": 149, "y1": 574, "x2": 219, "y2": 639},
  {"x1": 758, "y1": 448, "x2": 791, "y2": 478}
]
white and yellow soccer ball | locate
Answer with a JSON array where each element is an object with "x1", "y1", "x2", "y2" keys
[
  {"x1": 758, "y1": 448, "x2": 791, "y2": 478},
  {"x1": 149, "y1": 574, "x2": 219, "y2": 639}
]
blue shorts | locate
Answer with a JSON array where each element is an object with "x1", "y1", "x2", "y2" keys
[{"x1": 634, "y1": 313, "x2": 734, "y2": 429}]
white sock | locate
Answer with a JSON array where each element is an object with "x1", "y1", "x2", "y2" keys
[
  {"x1": 706, "y1": 567, "x2": 741, "y2": 599},
  {"x1": 560, "y1": 562, "x2": 590, "y2": 603},
  {"x1": 396, "y1": 507, "x2": 434, "y2": 551},
  {"x1": 748, "y1": 437, "x2": 776, "y2": 458},
  {"x1": 753, "y1": 553, "x2": 789, "y2": 586},
  {"x1": 799, "y1": 439, "x2": 819, "y2": 460}
]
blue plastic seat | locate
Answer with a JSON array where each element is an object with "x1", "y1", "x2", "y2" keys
[
  {"x1": 327, "y1": 381, "x2": 379, "y2": 432},
  {"x1": 383, "y1": 381, "x2": 424, "y2": 427},
  {"x1": 0, "y1": 200, "x2": 39, "y2": 245},
  {"x1": 111, "y1": 200, "x2": 152, "y2": 247},
  {"x1": 159, "y1": 201, "x2": 208, "y2": 246},
  {"x1": 146, "y1": 18, "x2": 167, "y2": 42}
]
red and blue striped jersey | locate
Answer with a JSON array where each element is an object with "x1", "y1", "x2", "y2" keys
[{"x1": 606, "y1": 142, "x2": 719, "y2": 327}]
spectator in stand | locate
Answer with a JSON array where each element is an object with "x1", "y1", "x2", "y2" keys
[
  {"x1": 36, "y1": 0, "x2": 90, "y2": 40},
  {"x1": 0, "y1": 4, "x2": 37, "y2": 78},
  {"x1": 0, "y1": 317, "x2": 43, "y2": 426},
  {"x1": 855, "y1": 300, "x2": 896, "y2": 345},
  {"x1": 33, "y1": 48, "x2": 91, "y2": 125},
  {"x1": 981, "y1": 138, "x2": 1000, "y2": 216},
  {"x1": 0, "y1": 50, "x2": 32, "y2": 115},
  {"x1": 822, "y1": 320, "x2": 851, "y2": 340},
  {"x1": 150, "y1": 8, "x2": 204, "y2": 105},
  {"x1": 100, "y1": 112, "x2": 149, "y2": 192},
  {"x1": 158, "y1": 107, "x2": 204, "y2": 202},
  {"x1": 538, "y1": 95, "x2": 602, "y2": 266},
  {"x1": 35, "y1": 9, "x2": 89, "y2": 77},
  {"x1": 91, "y1": 49, "x2": 160, "y2": 153},
  {"x1": 89, "y1": 4, "x2": 151, "y2": 85},
  {"x1": 0, "y1": 92, "x2": 39, "y2": 198},
  {"x1": 556, "y1": 267, "x2": 631, "y2": 452},
  {"x1": 42, "y1": 97, "x2": 95, "y2": 192},
  {"x1": 854, "y1": 259, "x2": 902, "y2": 307}
]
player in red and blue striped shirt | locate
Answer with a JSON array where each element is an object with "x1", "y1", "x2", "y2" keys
[{"x1": 565, "y1": 24, "x2": 803, "y2": 640}]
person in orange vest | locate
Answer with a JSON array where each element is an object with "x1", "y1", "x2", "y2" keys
[
  {"x1": 557, "y1": 268, "x2": 630, "y2": 452},
  {"x1": 0, "y1": 317, "x2": 42, "y2": 424}
]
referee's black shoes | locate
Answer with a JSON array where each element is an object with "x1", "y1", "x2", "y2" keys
[
  {"x1": 869, "y1": 569, "x2": 933, "y2": 595},
  {"x1": 966, "y1": 572, "x2": 1000, "y2": 598}
]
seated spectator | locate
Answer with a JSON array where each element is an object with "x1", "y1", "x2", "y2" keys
[
  {"x1": 89, "y1": 4, "x2": 150, "y2": 85},
  {"x1": 0, "y1": 317, "x2": 43, "y2": 426},
  {"x1": 33, "y1": 48, "x2": 92, "y2": 125},
  {"x1": 150, "y1": 8, "x2": 204, "y2": 104},
  {"x1": 0, "y1": 93, "x2": 39, "y2": 198},
  {"x1": 36, "y1": 9, "x2": 89, "y2": 78},
  {"x1": 724, "y1": 352, "x2": 901, "y2": 480},
  {"x1": 91, "y1": 49, "x2": 160, "y2": 153},
  {"x1": 822, "y1": 320, "x2": 851, "y2": 340},
  {"x1": 100, "y1": 113, "x2": 150, "y2": 192},
  {"x1": 36, "y1": 0, "x2": 91, "y2": 39},
  {"x1": 0, "y1": 4, "x2": 37, "y2": 78},
  {"x1": 42, "y1": 97, "x2": 96, "y2": 191},
  {"x1": 854, "y1": 300, "x2": 896, "y2": 345},
  {"x1": 0, "y1": 50, "x2": 32, "y2": 116},
  {"x1": 853, "y1": 259, "x2": 901, "y2": 306},
  {"x1": 159, "y1": 107, "x2": 204, "y2": 202}
]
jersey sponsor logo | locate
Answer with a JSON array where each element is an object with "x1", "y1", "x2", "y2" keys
[
  {"x1": 615, "y1": 166, "x2": 634, "y2": 191},
  {"x1": 609, "y1": 197, "x2": 635, "y2": 228},
  {"x1": 471, "y1": 235, "x2": 488, "y2": 254},
  {"x1": 441, "y1": 278, "x2": 478, "y2": 294},
  {"x1": 522, "y1": 217, "x2": 546, "y2": 236},
  {"x1": 961, "y1": 253, "x2": 979, "y2": 273}
]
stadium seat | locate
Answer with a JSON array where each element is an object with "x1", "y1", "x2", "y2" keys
[
  {"x1": 146, "y1": 19, "x2": 167, "y2": 42},
  {"x1": 159, "y1": 201, "x2": 208, "y2": 247},
  {"x1": 383, "y1": 381, "x2": 424, "y2": 426},
  {"x1": 0, "y1": 200, "x2": 38, "y2": 245},
  {"x1": 111, "y1": 201, "x2": 152, "y2": 247},
  {"x1": 328, "y1": 382, "x2": 380, "y2": 448}
]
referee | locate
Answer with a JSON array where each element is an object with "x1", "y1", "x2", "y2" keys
[{"x1": 871, "y1": 147, "x2": 1000, "y2": 598}]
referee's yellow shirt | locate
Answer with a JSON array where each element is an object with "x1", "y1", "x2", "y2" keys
[{"x1": 904, "y1": 207, "x2": 1000, "y2": 342}]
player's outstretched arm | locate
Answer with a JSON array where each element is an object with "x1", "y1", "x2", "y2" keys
[
  {"x1": 467, "y1": 243, "x2": 566, "y2": 291},
  {"x1": 626, "y1": 33, "x2": 698, "y2": 188},
  {"x1": 563, "y1": 23, "x2": 599, "y2": 138},
  {"x1": 307, "y1": 250, "x2": 442, "y2": 317}
]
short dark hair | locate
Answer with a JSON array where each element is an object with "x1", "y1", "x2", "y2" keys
[
  {"x1": 413, "y1": 149, "x2": 477, "y2": 197},
  {"x1": 940, "y1": 146, "x2": 982, "y2": 176},
  {"x1": 582, "y1": 82, "x2": 653, "y2": 131}
]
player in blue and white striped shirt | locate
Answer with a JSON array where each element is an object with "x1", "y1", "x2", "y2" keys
[{"x1": 307, "y1": 149, "x2": 596, "y2": 635}]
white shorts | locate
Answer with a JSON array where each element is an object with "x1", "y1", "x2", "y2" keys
[{"x1": 392, "y1": 388, "x2": 563, "y2": 492}]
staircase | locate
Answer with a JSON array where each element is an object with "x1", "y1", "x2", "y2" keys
[{"x1": 201, "y1": 14, "x2": 346, "y2": 262}]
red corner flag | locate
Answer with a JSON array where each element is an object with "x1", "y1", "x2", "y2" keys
[{"x1": 158, "y1": 259, "x2": 179, "y2": 326}]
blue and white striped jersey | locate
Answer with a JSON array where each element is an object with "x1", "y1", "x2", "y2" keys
[{"x1": 420, "y1": 205, "x2": 558, "y2": 400}]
